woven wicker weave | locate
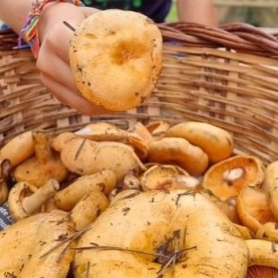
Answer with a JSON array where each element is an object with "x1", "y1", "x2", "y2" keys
[{"x1": 1, "y1": 22, "x2": 278, "y2": 163}]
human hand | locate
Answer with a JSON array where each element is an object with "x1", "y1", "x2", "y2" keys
[{"x1": 37, "y1": 3, "x2": 111, "y2": 115}]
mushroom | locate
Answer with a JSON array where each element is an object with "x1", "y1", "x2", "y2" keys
[
  {"x1": 108, "y1": 188, "x2": 141, "y2": 205},
  {"x1": 8, "y1": 179, "x2": 60, "y2": 222},
  {"x1": 202, "y1": 154, "x2": 265, "y2": 201},
  {"x1": 74, "y1": 122, "x2": 148, "y2": 159},
  {"x1": 53, "y1": 170, "x2": 117, "y2": 211},
  {"x1": 236, "y1": 186, "x2": 276, "y2": 233},
  {"x1": 122, "y1": 173, "x2": 141, "y2": 190},
  {"x1": 0, "y1": 130, "x2": 34, "y2": 167},
  {"x1": 50, "y1": 131, "x2": 77, "y2": 152},
  {"x1": 246, "y1": 239, "x2": 278, "y2": 269},
  {"x1": 0, "y1": 210, "x2": 75, "y2": 277},
  {"x1": 127, "y1": 121, "x2": 154, "y2": 143},
  {"x1": 234, "y1": 224, "x2": 255, "y2": 240},
  {"x1": 247, "y1": 265, "x2": 278, "y2": 278},
  {"x1": 262, "y1": 160, "x2": 278, "y2": 220},
  {"x1": 202, "y1": 190, "x2": 241, "y2": 224},
  {"x1": 165, "y1": 121, "x2": 234, "y2": 163},
  {"x1": 145, "y1": 120, "x2": 170, "y2": 140},
  {"x1": 128, "y1": 121, "x2": 170, "y2": 143},
  {"x1": 140, "y1": 164, "x2": 195, "y2": 191},
  {"x1": 147, "y1": 137, "x2": 209, "y2": 176},
  {"x1": 73, "y1": 190, "x2": 249, "y2": 277},
  {"x1": 69, "y1": 189, "x2": 109, "y2": 231},
  {"x1": 69, "y1": 10, "x2": 163, "y2": 111},
  {"x1": 14, "y1": 132, "x2": 68, "y2": 188},
  {"x1": 256, "y1": 222, "x2": 278, "y2": 244},
  {"x1": 56, "y1": 135, "x2": 146, "y2": 181},
  {"x1": 0, "y1": 159, "x2": 15, "y2": 205}
]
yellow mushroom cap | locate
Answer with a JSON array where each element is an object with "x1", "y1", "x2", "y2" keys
[{"x1": 69, "y1": 9, "x2": 163, "y2": 111}]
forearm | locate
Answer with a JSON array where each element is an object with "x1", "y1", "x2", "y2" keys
[
  {"x1": 0, "y1": 0, "x2": 33, "y2": 33},
  {"x1": 176, "y1": 0, "x2": 217, "y2": 25}
]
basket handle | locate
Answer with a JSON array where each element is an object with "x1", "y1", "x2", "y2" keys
[{"x1": 2, "y1": 22, "x2": 278, "y2": 56}]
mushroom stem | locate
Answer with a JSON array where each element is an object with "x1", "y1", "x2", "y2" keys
[
  {"x1": 246, "y1": 239, "x2": 278, "y2": 268},
  {"x1": 8, "y1": 179, "x2": 60, "y2": 221},
  {"x1": 223, "y1": 167, "x2": 244, "y2": 184},
  {"x1": 33, "y1": 132, "x2": 54, "y2": 164},
  {"x1": 256, "y1": 222, "x2": 278, "y2": 244},
  {"x1": 69, "y1": 190, "x2": 109, "y2": 231},
  {"x1": 22, "y1": 179, "x2": 60, "y2": 215}
]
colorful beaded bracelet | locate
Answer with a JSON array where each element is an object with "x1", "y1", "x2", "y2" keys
[{"x1": 18, "y1": 0, "x2": 84, "y2": 57}]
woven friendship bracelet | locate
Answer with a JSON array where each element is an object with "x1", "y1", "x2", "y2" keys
[{"x1": 18, "y1": 0, "x2": 84, "y2": 57}]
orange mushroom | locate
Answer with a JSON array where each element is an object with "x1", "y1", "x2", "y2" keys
[
  {"x1": 202, "y1": 154, "x2": 265, "y2": 201},
  {"x1": 53, "y1": 170, "x2": 117, "y2": 211},
  {"x1": 165, "y1": 121, "x2": 234, "y2": 163},
  {"x1": 53, "y1": 135, "x2": 146, "y2": 181},
  {"x1": 8, "y1": 179, "x2": 60, "y2": 222},
  {"x1": 0, "y1": 130, "x2": 34, "y2": 167},
  {"x1": 145, "y1": 120, "x2": 170, "y2": 140},
  {"x1": 74, "y1": 122, "x2": 148, "y2": 159},
  {"x1": 14, "y1": 132, "x2": 68, "y2": 188},
  {"x1": 236, "y1": 186, "x2": 276, "y2": 233},
  {"x1": 140, "y1": 164, "x2": 200, "y2": 191},
  {"x1": 256, "y1": 222, "x2": 278, "y2": 244},
  {"x1": 263, "y1": 160, "x2": 278, "y2": 220},
  {"x1": 247, "y1": 265, "x2": 278, "y2": 278},
  {"x1": 147, "y1": 137, "x2": 209, "y2": 176}
]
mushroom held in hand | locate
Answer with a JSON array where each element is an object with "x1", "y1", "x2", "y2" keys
[{"x1": 69, "y1": 9, "x2": 163, "y2": 111}]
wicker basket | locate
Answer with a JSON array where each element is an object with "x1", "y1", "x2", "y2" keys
[{"x1": 1, "y1": 22, "x2": 278, "y2": 163}]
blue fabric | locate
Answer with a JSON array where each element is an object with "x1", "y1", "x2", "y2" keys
[
  {"x1": 0, "y1": 23, "x2": 9, "y2": 30},
  {"x1": 81, "y1": 0, "x2": 172, "y2": 23}
]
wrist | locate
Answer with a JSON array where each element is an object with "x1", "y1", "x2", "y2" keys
[{"x1": 18, "y1": 0, "x2": 84, "y2": 57}]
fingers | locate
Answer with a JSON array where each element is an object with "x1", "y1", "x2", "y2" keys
[
  {"x1": 36, "y1": 5, "x2": 109, "y2": 115},
  {"x1": 40, "y1": 73, "x2": 111, "y2": 116},
  {"x1": 36, "y1": 46, "x2": 77, "y2": 92}
]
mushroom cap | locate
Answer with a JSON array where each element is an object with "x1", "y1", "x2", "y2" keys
[
  {"x1": 202, "y1": 154, "x2": 265, "y2": 201},
  {"x1": 147, "y1": 137, "x2": 209, "y2": 176},
  {"x1": 73, "y1": 190, "x2": 248, "y2": 277},
  {"x1": 236, "y1": 186, "x2": 276, "y2": 233},
  {"x1": 140, "y1": 164, "x2": 190, "y2": 191},
  {"x1": 69, "y1": 9, "x2": 163, "y2": 111}
]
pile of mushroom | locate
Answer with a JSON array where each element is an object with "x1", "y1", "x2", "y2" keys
[{"x1": 0, "y1": 119, "x2": 278, "y2": 277}]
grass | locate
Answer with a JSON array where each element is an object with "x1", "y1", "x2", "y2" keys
[{"x1": 166, "y1": 2, "x2": 178, "y2": 22}]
